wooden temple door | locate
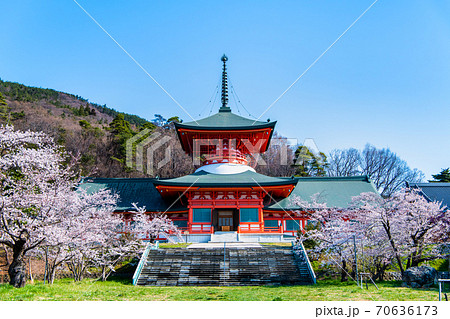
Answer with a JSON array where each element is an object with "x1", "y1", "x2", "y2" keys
[{"x1": 217, "y1": 209, "x2": 236, "y2": 231}]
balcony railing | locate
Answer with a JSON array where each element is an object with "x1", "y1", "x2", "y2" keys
[
  {"x1": 169, "y1": 224, "x2": 214, "y2": 234},
  {"x1": 202, "y1": 149, "x2": 248, "y2": 165},
  {"x1": 238, "y1": 224, "x2": 283, "y2": 233}
]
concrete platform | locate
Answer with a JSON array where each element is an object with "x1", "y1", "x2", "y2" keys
[
  {"x1": 210, "y1": 231, "x2": 238, "y2": 242},
  {"x1": 187, "y1": 242, "x2": 262, "y2": 249}
]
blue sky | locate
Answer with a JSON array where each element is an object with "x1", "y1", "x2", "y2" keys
[{"x1": 1, "y1": 0, "x2": 450, "y2": 179}]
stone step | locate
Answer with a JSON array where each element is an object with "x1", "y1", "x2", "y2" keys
[{"x1": 135, "y1": 246, "x2": 315, "y2": 286}]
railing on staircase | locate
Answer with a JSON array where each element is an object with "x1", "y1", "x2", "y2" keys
[
  {"x1": 132, "y1": 241, "x2": 158, "y2": 286},
  {"x1": 222, "y1": 242, "x2": 227, "y2": 286},
  {"x1": 292, "y1": 240, "x2": 316, "y2": 284}
]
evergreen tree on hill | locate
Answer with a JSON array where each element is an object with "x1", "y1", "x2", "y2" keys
[
  {"x1": 293, "y1": 145, "x2": 328, "y2": 177},
  {"x1": 141, "y1": 122, "x2": 157, "y2": 131},
  {"x1": 430, "y1": 168, "x2": 450, "y2": 182},
  {"x1": 0, "y1": 92, "x2": 10, "y2": 121},
  {"x1": 0, "y1": 92, "x2": 6, "y2": 106},
  {"x1": 152, "y1": 114, "x2": 167, "y2": 127},
  {"x1": 109, "y1": 114, "x2": 132, "y2": 135},
  {"x1": 167, "y1": 116, "x2": 182, "y2": 124},
  {"x1": 108, "y1": 114, "x2": 134, "y2": 163}
]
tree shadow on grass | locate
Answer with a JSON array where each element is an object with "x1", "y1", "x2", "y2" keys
[
  {"x1": 106, "y1": 276, "x2": 133, "y2": 285},
  {"x1": 377, "y1": 280, "x2": 402, "y2": 288},
  {"x1": 105, "y1": 260, "x2": 136, "y2": 285}
]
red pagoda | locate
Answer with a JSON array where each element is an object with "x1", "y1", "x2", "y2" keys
[{"x1": 80, "y1": 56, "x2": 377, "y2": 243}]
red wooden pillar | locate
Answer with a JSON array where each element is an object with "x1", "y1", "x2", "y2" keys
[
  {"x1": 259, "y1": 207, "x2": 264, "y2": 232},
  {"x1": 187, "y1": 192, "x2": 193, "y2": 232},
  {"x1": 259, "y1": 191, "x2": 264, "y2": 231}
]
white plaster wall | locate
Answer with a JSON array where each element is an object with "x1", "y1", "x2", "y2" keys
[{"x1": 195, "y1": 163, "x2": 255, "y2": 175}]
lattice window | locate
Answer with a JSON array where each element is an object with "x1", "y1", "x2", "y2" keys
[
  {"x1": 240, "y1": 208, "x2": 259, "y2": 222},
  {"x1": 286, "y1": 219, "x2": 301, "y2": 231},
  {"x1": 192, "y1": 208, "x2": 211, "y2": 223},
  {"x1": 264, "y1": 219, "x2": 278, "y2": 228},
  {"x1": 173, "y1": 220, "x2": 188, "y2": 228}
]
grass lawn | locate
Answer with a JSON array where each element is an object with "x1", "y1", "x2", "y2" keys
[{"x1": 0, "y1": 279, "x2": 441, "y2": 301}]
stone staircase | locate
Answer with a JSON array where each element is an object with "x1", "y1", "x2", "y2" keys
[{"x1": 134, "y1": 246, "x2": 315, "y2": 286}]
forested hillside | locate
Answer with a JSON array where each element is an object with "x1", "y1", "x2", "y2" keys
[{"x1": 0, "y1": 79, "x2": 193, "y2": 178}]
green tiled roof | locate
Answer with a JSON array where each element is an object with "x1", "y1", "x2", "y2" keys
[
  {"x1": 407, "y1": 182, "x2": 450, "y2": 209},
  {"x1": 266, "y1": 176, "x2": 378, "y2": 210},
  {"x1": 78, "y1": 178, "x2": 182, "y2": 212},
  {"x1": 175, "y1": 111, "x2": 276, "y2": 130},
  {"x1": 153, "y1": 170, "x2": 297, "y2": 188},
  {"x1": 78, "y1": 175, "x2": 379, "y2": 213}
]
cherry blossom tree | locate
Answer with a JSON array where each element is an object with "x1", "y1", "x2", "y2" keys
[
  {"x1": 92, "y1": 235, "x2": 141, "y2": 282},
  {"x1": 350, "y1": 189, "x2": 448, "y2": 273},
  {"x1": 0, "y1": 125, "x2": 123, "y2": 285},
  {"x1": 37, "y1": 188, "x2": 119, "y2": 284},
  {"x1": 46, "y1": 192, "x2": 180, "y2": 283},
  {"x1": 291, "y1": 195, "x2": 359, "y2": 281},
  {"x1": 0, "y1": 125, "x2": 182, "y2": 286},
  {"x1": 131, "y1": 204, "x2": 181, "y2": 243},
  {"x1": 89, "y1": 208, "x2": 141, "y2": 282},
  {"x1": 292, "y1": 188, "x2": 448, "y2": 281},
  {"x1": 89, "y1": 204, "x2": 181, "y2": 281},
  {"x1": 0, "y1": 125, "x2": 79, "y2": 287}
]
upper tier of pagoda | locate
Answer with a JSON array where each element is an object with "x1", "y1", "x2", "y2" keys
[{"x1": 174, "y1": 55, "x2": 276, "y2": 168}]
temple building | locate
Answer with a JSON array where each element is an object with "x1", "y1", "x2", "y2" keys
[
  {"x1": 80, "y1": 56, "x2": 378, "y2": 243},
  {"x1": 407, "y1": 182, "x2": 450, "y2": 210}
]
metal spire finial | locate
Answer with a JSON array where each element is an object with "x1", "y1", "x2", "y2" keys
[{"x1": 220, "y1": 54, "x2": 230, "y2": 112}]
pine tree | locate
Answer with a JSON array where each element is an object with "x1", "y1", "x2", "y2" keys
[
  {"x1": 430, "y1": 168, "x2": 450, "y2": 182},
  {"x1": 0, "y1": 92, "x2": 7, "y2": 106},
  {"x1": 293, "y1": 145, "x2": 328, "y2": 177},
  {"x1": 109, "y1": 114, "x2": 134, "y2": 162},
  {"x1": 0, "y1": 92, "x2": 10, "y2": 121}
]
